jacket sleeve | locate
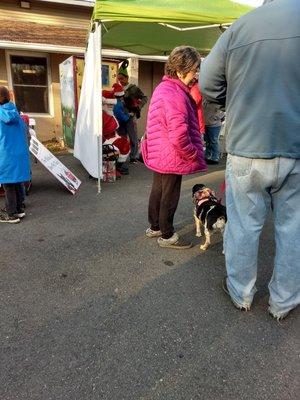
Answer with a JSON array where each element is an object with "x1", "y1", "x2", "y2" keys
[
  {"x1": 200, "y1": 28, "x2": 231, "y2": 107},
  {"x1": 113, "y1": 102, "x2": 130, "y2": 123},
  {"x1": 196, "y1": 87, "x2": 205, "y2": 133},
  {"x1": 164, "y1": 95, "x2": 198, "y2": 161}
]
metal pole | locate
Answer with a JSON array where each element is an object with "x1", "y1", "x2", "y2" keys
[
  {"x1": 97, "y1": 135, "x2": 101, "y2": 194},
  {"x1": 97, "y1": 21, "x2": 102, "y2": 194}
]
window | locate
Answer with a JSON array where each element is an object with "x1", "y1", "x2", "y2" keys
[{"x1": 10, "y1": 55, "x2": 49, "y2": 114}]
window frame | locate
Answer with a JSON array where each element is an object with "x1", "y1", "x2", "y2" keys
[{"x1": 5, "y1": 50, "x2": 54, "y2": 118}]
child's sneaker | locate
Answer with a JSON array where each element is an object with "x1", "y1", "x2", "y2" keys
[
  {"x1": 15, "y1": 211, "x2": 26, "y2": 218},
  {"x1": 0, "y1": 212, "x2": 20, "y2": 224}
]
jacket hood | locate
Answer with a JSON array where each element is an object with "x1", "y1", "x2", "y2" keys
[{"x1": 0, "y1": 101, "x2": 19, "y2": 124}]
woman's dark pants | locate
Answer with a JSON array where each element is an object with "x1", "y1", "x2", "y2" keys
[{"x1": 148, "y1": 172, "x2": 182, "y2": 239}]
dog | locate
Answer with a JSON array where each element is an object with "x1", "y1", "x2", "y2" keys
[{"x1": 192, "y1": 184, "x2": 227, "y2": 251}]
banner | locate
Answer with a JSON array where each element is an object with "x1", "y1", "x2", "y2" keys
[
  {"x1": 29, "y1": 137, "x2": 81, "y2": 195},
  {"x1": 74, "y1": 23, "x2": 102, "y2": 178}
]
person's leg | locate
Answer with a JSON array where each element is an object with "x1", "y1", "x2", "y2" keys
[
  {"x1": 159, "y1": 174, "x2": 182, "y2": 239},
  {"x1": 224, "y1": 156, "x2": 272, "y2": 308},
  {"x1": 127, "y1": 117, "x2": 138, "y2": 161},
  {"x1": 205, "y1": 126, "x2": 221, "y2": 162},
  {"x1": 15, "y1": 183, "x2": 25, "y2": 211},
  {"x1": 3, "y1": 183, "x2": 18, "y2": 215},
  {"x1": 204, "y1": 126, "x2": 212, "y2": 160},
  {"x1": 148, "y1": 172, "x2": 163, "y2": 232},
  {"x1": 268, "y1": 158, "x2": 300, "y2": 318}
]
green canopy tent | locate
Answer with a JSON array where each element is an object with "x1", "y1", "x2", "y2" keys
[
  {"x1": 93, "y1": 0, "x2": 253, "y2": 55},
  {"x1": 75, "y1": 0, "x2": 254, "y2": 193}
]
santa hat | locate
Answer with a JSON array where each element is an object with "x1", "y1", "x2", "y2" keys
[
  {"x1": 102, "y1": 90, "x2": 117, "y2": 105},
  {"x1": 118, "y1": 60, "x2": 129, "y2": 78},
  {"x1": 112, "y1": 83, "x2": 124, "y2": 97}
]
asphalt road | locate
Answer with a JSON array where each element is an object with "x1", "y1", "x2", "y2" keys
[{"x1": 0, "y1": 155, "x2": 299, "y2": 400}]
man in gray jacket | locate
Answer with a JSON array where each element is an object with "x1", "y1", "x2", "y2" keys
[{"x1": 200, "y1": 0, "x2": 300, "y2": 320}]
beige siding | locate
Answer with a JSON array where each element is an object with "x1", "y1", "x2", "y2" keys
[{"x1": 1, "y1": 0, "x2": 91, "y2": 29}]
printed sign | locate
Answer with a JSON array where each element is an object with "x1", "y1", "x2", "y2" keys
[{"x1": 29, "y1": 137, "x2": 81, "y2": 194}]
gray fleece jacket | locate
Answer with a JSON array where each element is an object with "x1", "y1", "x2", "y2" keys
[{"x1": 200, "y1": 0, "x2": 300, "y2": 158}]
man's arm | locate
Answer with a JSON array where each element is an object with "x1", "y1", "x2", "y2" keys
[{"x1": 199, "y1": 28, "x2": 231, "y2": 107}]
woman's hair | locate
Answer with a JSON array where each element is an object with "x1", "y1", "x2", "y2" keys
[{"x1": 165, "y1": 46, "x2": 201, "y2": 79}]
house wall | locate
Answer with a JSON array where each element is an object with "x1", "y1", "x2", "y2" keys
[
  {"x1": 1, "y1": 0, "x2": 91, "y2": 29},
  {"x1": 0, "y1": 1, "x2": 166, "y2": 143},
  {"x1": 0, "y1": 50, "x2": 8, "y2": 86},
  {"x1": 37, "y1": 52, "x2": 72, "y2": 142},
  {"x1": 137, "y1": 61, "x2": 165, "y2": 138},
  {"x1": 1, "y1": 50, "x2": 165, "y2": 142}
]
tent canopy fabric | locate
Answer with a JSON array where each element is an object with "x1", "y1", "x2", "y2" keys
[{"x1": 93, "y1": 0, "x2": 253, "y2": 55}]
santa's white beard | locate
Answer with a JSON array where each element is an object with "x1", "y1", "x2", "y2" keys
[{"x1": 102, "y1": 104, "x2": 114, "y2": 116}]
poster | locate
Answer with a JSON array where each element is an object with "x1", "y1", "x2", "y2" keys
[
  {"x1": 29, "y1": 137, "x2": 81, "y2": 194},
  {"x1": 59, "y1": 56, "x2": 76, "y2": 149}
]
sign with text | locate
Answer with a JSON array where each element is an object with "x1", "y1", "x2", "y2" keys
[{"x1": 29, "y1": 137, "x2": 81, "y2": 194}]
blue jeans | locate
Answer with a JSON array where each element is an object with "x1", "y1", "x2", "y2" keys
[
  {"x1": 224, "y1": 155, "x2": 300, "y2": 317},
  {"x1": 205, "y1": 125, "x2": 221, "y2": 161}
]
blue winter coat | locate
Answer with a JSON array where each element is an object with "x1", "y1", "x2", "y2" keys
[{"x1": 0, "y1": 102, "x2": 30, "y2": 184}]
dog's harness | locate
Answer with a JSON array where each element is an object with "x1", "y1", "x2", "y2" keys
[{"x1": 197, "y1": 197, "x2": 212, "y2": 207}]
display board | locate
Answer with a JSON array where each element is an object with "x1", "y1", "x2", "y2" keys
[{"x1": 29, "y1": 136, "x2": 81, "y2": 195}]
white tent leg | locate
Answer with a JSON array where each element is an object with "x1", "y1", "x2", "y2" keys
[
  {"x1": 97, "y1": 135, "x2": 101, "y2": 194},
  {"x1": 97, "y1": 21, "x2": 102, "y2": 195}
]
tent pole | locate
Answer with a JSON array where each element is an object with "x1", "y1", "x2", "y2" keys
[{"x1": 97, "y1": 21, "x2": 102, "y2": 194}]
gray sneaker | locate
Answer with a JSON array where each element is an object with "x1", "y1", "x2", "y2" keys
[
  {"x1": 145, "y1": 228, "x2": 162, "y2": 238},
  {"x1": 157, "y1": 233, "x2": 192, "y2": 249}
]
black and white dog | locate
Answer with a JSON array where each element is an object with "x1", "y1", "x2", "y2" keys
[{"x1": 192, "y1": 184, "x2": 227, "y2": 251}]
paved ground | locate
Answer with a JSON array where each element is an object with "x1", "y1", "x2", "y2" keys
[{"x1": 0, "y1": 155, "x2": 299, "y2": 400}]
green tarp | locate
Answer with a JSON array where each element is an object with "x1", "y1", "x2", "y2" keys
[{"x1": 93, "y1": 0, "x2": 253, "y2": 55}]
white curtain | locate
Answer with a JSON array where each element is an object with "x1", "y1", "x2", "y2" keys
[{"x1": 74, "y1": 23, "x2": 102, "y2": 178}]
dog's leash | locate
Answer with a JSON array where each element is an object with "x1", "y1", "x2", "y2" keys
[{"x1": 217, "y1": 180, "x2": 226, "y2": 204}]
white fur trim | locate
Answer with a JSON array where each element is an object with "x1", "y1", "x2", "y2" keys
[{"x1": 102, "y1": 97, "x2": 117, "y2": 105}]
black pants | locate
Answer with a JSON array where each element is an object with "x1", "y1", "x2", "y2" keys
[
  {"x1": 127, "y1": 117, "x2": 138, "y2": 160},
  {"x1": 3, "y1": 183, "x2": 24, "y2": 216},
  {"x1": 148, "y1": 172, "x2": 182, "y2": 239}
]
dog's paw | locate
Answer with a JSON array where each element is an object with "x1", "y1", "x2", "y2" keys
[
  {"x1": 200, "y1": 244, "x2": 208, "y2": 251},
  {"x1": 195, "y1": 232, "x2": 202, "y2": 237}
]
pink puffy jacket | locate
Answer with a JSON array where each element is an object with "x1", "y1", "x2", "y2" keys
[{"x1": 141, "y1": 76, "x2": 206, "y2": 175}]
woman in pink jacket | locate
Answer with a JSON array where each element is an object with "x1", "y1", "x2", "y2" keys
[{"x1": 142, "y1": 46, "x2": 207, "y2": 249}]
